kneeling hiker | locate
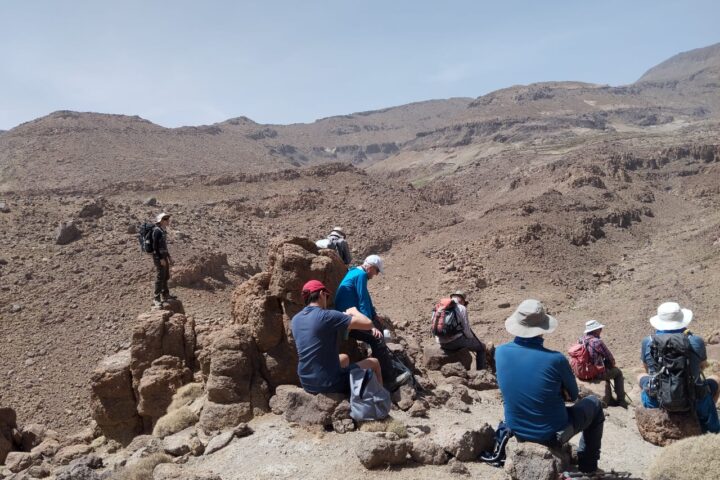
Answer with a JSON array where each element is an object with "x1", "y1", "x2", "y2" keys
[
  {"x1": 638, "y1": 301, "x2": 720, "y2": 433},
  {"x1": 496, "y1": 299, "x2": 605, "y2": 475},
  {"x1": 316, "y1": 227, "x2": 352, "y2": 266},
  {"x1": 433, "y1": 290, "x2": 487, "y2": 370},
  {"x1": 569, "y1": 320, "x2": 626, "y2": 406},
  {"x1": 291, "y1": 280, "x2": 382, "y2": 394}
]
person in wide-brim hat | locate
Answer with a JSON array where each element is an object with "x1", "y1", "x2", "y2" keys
[
  {"x1": 649, "y1": 302, "x2": 693, "y2": 331},
  {"x1": 505, "y1": 299, "x2": 558, "y2": 338}
]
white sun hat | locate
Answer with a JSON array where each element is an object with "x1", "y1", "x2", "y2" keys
[
  {"x1": 584, "y1": 320, "x2": 605, "y2": 334},
  {"x1": 363, "y1": 254, "x2": 384, "y2": 274},
  {"x1": 649, "y1": 302, "x2": 693, "y2": 331}
]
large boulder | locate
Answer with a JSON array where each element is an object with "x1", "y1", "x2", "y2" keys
[
  {"x1": 228, "y1": 237, "x2": 348, "y2": 387},
  {"x1": 504, "y1": 438, "x2": 571, "y2": 480},
  {"x1": 198, "y1": 326, "x2": 269, "y2": 433},
  {"x1": 0, "y1": 407, "x2": 20, "y2": 464},
  {"x1": 648, "y1": 433, "x2": 720, "y2": 480},
  {"x1": 356, "y1": 437, "x2": 412, "y2": 469},
  {"x1": 635, "y1": 406, "x2": 702, "y2": 446},
  {"x1": 437, "y1": 424, "x2": 495, "y2": 461},
  {"x1": 54, "y1": 221, "x2": 81, "y2": 245},
  {"x1": 170, "y1": 252, "x2": 229, "y2": 289},
  {"x1": 422, "y1": 344, "x2": 472, "y2": 371},
  {"x1": 269, "y1": 385, "x2": 345, "y2": 428},
  {"x1": 130, "y1": 309, "x2": 196, "y2": 393},
  {"x1": 90, "y1": 350, "x2": 143, "y2": 445},
  {"x1": 410, "y1": 438, "x2": 449, "y2": 465},
  {"x1": 136, "y1": 356, "x2": 192, "y2": 428}
]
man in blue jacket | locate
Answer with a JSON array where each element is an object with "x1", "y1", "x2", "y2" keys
[
  {"x1": 335, "y1": 255, "x2": 411, "y2": 391},
  {"x1": 495, "y1": 299, "x2": 605, "y2": 474}
]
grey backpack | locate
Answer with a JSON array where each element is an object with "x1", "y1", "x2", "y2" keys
[{"x1": 349, "y1": 368, "x2": 392, "y2": 421}]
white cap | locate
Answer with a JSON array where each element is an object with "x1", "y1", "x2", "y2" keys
[
  {"x1": 155, "y1": 212, "x2": 171, "y2": 223},
  {"x1": 363, "y1": 254, "x2": 384, "y2": 274}
]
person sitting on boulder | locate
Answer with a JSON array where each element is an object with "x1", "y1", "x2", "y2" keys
[
  {"x1": 291, "y1": 280, "x2": 382, "y2": 394},
  {"x1": 315, "y1": 227, "x2": 352, "y2": 265},
  {"x1": 637, "y1": 301, "x2": 720, "y2": 433},
  {"x1": 575, "y1": 320, "x2": 626, "y2": 406},
  {"x1": 496, "y1": 299, "x2": 605, "y2": 475},
  {"x1": 435, "y1": 290, "x2": 487, "y2": 370},
  {"x1": 152, "y1": 212, "x2": 176, "y2": 307},
  {"x1": 334, "y1": 255, "x2": 412, "y2": 391}
]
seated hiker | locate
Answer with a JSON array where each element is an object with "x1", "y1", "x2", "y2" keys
[
  {"x1": 335, "y1": 255, "x2": 412, "y2": 391},
  {"x1": 637, "y1": 301, "x2": 720, "y2": 433},
  {"x1": 434, "y1": 290, "x2": 487, "y2": 370},
  {"x1": 571, "y1": 320, "x2": 626, "y2": 406},
  {"x1": 316, "y1": 227, "x2": 352, "y2": 265},
  {"x1": 291, "y1": 280, "x2": 382, "y2": 394},
  {"x1": 496, "y1": 299, "x2": 605, "y2": 475}
]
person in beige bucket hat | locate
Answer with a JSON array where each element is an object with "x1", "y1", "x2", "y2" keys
[{"x1": 496, "y1": 299, "x2": 605, "y2": 474}]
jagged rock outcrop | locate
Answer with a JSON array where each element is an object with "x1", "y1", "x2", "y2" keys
[
  {"x1": 89, "y1": 350, "x2": 143, "y2": 445},
  {"x1": 0, "y1": 407, "x2": 20, "y2": 464},
  {"x1": 91, "y1": 302, "x2": 196, "y2": 444},
  {"x1": 269, "y1": 385, "x2": 346, "y2": 428},
  {"x1": 635, "y1": 406, "x2": 702, "y2": 446},
  {"x1": 504, "y1": 438, "x2": 571, "y2": 480},
  {"x1": 199, "y1": 326, "x2": 270, "y2": 433},
  {"x1": 229, "y1": 237, "x2": 348, "y2": 389},
  {"x1": 170, "y1": 252, "x2": 229, "y2": 289},
  {"x1": 136, "y1": 356, "x2": 192, "y2": 427}
]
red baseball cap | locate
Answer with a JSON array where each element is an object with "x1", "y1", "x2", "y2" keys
[{"x1": 301, "y1": 280, "x2": 328, "y2": 301}]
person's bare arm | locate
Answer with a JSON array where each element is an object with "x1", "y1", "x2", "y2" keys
[{"x1": 346, "y1": 307, "x2": 382, "y2": 338}]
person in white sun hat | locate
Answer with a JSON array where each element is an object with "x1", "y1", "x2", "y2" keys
[
  {"x1": 638, "y1": 301, "x2": 719, "y2": 433},
  {"x1": 574, "y1": 320, "x2": 626, "y2": 407}
]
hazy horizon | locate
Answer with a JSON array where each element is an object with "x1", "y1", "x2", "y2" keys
[{"x1": 1, "y1": 0, "x2": 719, "y2": 130}]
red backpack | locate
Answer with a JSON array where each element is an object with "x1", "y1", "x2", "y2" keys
[
  {"x1": 430, "y1": 298, "x2": 463, "y2": 337},
  {"x1": 568, "y1": 338, "x2": 605, "y2": 381}
]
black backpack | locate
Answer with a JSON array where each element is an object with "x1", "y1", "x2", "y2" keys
[
  {"x1": 430, "y1": 298, "x2": 463, "y2": 337},
  {"x1": 138, "y1": 222, "x2": 156, "y2": 254},
  {"x1": 479, "y1": 420, "x2": 513, "y2": 467},
  {"x1": 647, "y1": 333, "x2": 695, "y2": 412}
]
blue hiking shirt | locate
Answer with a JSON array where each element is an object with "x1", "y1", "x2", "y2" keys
[
  {"x1": 495, "y1": 337, "x2": 579, "y2": 443},
  {"x1": 334, "y1": 267, "x2": 375, "y2": 319},
  {"x1": 291, "y1": 306, "x2": 351, "y2": 393}
]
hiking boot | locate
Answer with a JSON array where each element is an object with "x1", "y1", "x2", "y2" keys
[
  {"x1": 153, "y1": 296, "x2": 163, "y2": 307},
  {"x1": 386, "y1": 370, "x2": 412, "y2": 391}
]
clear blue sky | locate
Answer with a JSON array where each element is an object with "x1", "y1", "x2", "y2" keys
[{"x1": 1, "y1": 1, "x2": 718, "y2": 130}]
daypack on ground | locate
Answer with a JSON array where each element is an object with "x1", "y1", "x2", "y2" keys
[
  {"x1": 430, "y1": 298, "x2": 463, "y2": 337},
  {"x1": 647, "y1": 333, "x2": 695, "y2": 412},
  {"x1": 349, "y1": 368, "x2": 391, "y2": 421},
  {"x1": 568, "y1": 338, "x2": 605, "y2": 381},
  {"x1": 138, "y1": 222, "x2": 156, "y2": 254}
]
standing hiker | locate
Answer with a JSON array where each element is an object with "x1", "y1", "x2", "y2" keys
[
  {"x1": 152, "y1": 212, "x2": 176, "y2": 307},
  {"x1": 335, "y1": 254, "x2": 412, "y2": 390},
  {"x1": 571, "y1": 320, "x2": 626, "y2": 406},
  {"x1": 291, "y1": 280, "x2": 382, "y2": 394},
  {"x1": 637, "y1": 301, "x2": 720, "y2": 433},
  {"x1": 496, "y1": 299, "x2": 605, "y2": 475},
  {"x1": 435, "y1": 290, "x2": 487, "y2": 370},
  {"x1": 316, "y1": 227, "x2": 352, "y2": 266}
]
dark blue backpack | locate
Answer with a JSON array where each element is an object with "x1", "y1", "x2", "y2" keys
[{"x1": 479, "y1": 421, "x2": 513, "y2": 467}]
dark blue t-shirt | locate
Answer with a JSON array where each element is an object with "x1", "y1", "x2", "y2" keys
[
  {"x1": 495, "y1": 337, "x2": 579, "y2": 442},
  {"x1": 291, "y1": 306, "x2": 351, "y2": 393}
]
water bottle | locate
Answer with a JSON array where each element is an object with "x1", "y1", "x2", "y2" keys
[{"x1": 383, "y1": 329, "x2": 392, "y2": 341}]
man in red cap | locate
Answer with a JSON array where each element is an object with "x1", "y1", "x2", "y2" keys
[{"x1": 291, "y1": 279, "x2": 383, "y2": 394}]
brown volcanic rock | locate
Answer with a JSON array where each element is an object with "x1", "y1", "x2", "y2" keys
[
  {"x1": 635, "y1": 406, "x2": 702, "y2": 446},
  {"x1": 136, "y1": 355, "x2": 192, "y2": 427},
  {"x1": 170, "y1": 252, "x2": 229, "y2": 289},
  {"x1": 198, "y1": 325, "x2": 269, "y2": 433},
  {"x1": 230, "y1": 272, "x2": 284, "y2": 352},
  {"x1": 90, "y1": 349, "x2": 142, "y2": 445},
  {"x1": 129, "y1": 308, "x2": 195, "y2": 393}
]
